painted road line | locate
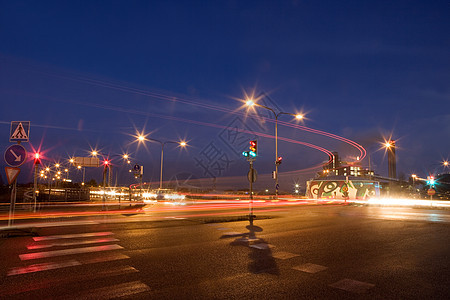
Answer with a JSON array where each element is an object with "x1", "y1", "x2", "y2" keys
[
  {"x1": 27, "y1": 237, "x2": 120, "y2": 249},
  {"x1": 329, "y1": 278, "x2": 375, "y2": 294},
  {"x1": 8, "y1": 260, "x2": 81, "y2": 276},
  {"x1": 8, "y1": 253, "x2": 130, "y2": 276},
  {"x1": 249, "y1": 243, "x2": 275, "y2": 250},
  {"x1": 33, "y1": 232, "x2": 114, "y2": 241},
  {"x1": 0, "y1": 221, "x2": 100, "y2": 230},
  {"x1": 70, "y1": 281, "x2": 151, "y2": 299},
  {"x1": 80, "y1": 253, "x2": 129, "y2": 264},
  {"x1": 19, "y1": 244, "x2": 124, "y2": 260},
  {"x1": 5, "y1": 265, "x2": 138, "y2": 296},
  {"x1": 292, "y1": 263, "x2": 328, "y2": 273},
  {"x1": 271, "y1": 251, "x2": 300, "y2": 260}
]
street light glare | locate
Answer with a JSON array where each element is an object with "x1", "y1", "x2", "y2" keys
[
  {"x1": 295, "y1": 114, "x2": 303, "y2": 120},
  {"x1": 246, "y1": 99, "x2": 254, "y2": 106},
  {"x1": 92, "y1": 151, "x2": 98, "y2": 156},
  {"x1": 138, "y1": 135, "x2": 145, "y2": 142},
  {"x1": 180, "y1": 141, "x2": 187, "y2": 147}
]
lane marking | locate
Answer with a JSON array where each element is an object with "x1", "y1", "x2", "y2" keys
[
  {"x1": 27, "y1": 237, "x2": 119, "y2": 249},
  {"x1": 71, "y1": 280, "x2": 151, "y2": 299},
  {"x1": 329, "y1": 278, "x2": 375, "y2": 294},
  {"x1": 33, "y1": 231, "x2": 114, "y2": 241},
  {"x1": 271, "y1": 251, "x2": 300, "y2": 260},
  {"x1": 8, "y1": 253, "x2": 130, "y2": 276},
  {"x1": 236, "y1": 237, "x2": 260, "y2": 243},
  {"x1": 20, "y1": 244, "x2": 124, "y2": 260},
  {"x1": 249, "y1": 243, "x2": 275, "y2": 250},
  {"x1": 292, "y1": 263, "x2": 328, "y2": 273}
]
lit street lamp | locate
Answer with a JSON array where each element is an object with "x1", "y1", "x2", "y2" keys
[
  {"x1": 246, "y1": 98, "x2": 303, "y2": 198},
  {"x1": 138, "y1": 136, "x2": 187, "y2": 189}
]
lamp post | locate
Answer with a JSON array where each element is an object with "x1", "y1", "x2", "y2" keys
[
  {"x1": 137, "y1": 135, "x2": 187, "y2": 189},
  {"x1": 91, "y1": 151, "x2": 130, "y2": 209},
  {"x1": 246, "y1": 99, "x2": 303, "y2": 198}
]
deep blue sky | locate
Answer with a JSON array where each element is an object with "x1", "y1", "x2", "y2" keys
[{"x1": 0, "y1": 1, "x2": 449, "y2": 189}]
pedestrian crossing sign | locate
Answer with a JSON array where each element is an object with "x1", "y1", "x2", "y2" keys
[{"x1": 10, "y1": 121, "x2": 30, "y2": 142}]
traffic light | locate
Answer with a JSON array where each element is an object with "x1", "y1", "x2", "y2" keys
[
  {"x1": 249, "y1": 140, "x2": 257, "y2": 156},
  {"x1": 242, "y1": 151, "x2": 249, "y2": 157},
  {"x1": 103, "y1": 159, "x2": 110, "y2": 166},
  {"x1": 427, "y1": 176, "x2": 435, "y2": 186},
  {"x1": 34, "y1": 152, "x2": 41, "y2": 165},
  {"x1": 276, "y1": 156, "x2": 283, "y2": 165}
]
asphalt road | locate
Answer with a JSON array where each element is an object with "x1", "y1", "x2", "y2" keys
[{"x1": 0, "y1": 203, "x2": 449, "y2": 299}]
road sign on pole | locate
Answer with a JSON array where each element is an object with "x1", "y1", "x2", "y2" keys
[
  {"x1": 10, "y1": 121, "x2": 30, "y2": 142},
  {"x1": 5, "y1": 167, "x2": 21, "y2": 184},
  {"x1": 4, "y1": 144, "x2": 27, "y2": 167},
  {"x1": 247, "y1": 168, "x2": 257, "y2": 183}
]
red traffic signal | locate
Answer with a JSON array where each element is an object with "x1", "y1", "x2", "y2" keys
[
  {"x1": 276, "y1": 156, "x2": 282, "y2": 164},
  {"x1": 34, "y1": 152, "x2": 41, "y2": 165},
  {"x1": 249, "y1": 140, "x2": 257, "y2": 156},
  {"x1": 103, "y1": 160, "x2": 110, "y2": 166}
]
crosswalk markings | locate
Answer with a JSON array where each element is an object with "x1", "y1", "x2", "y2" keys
[
  {"x1": 271, "y1": 251, "x2": 300, "y2": 260},
  {"x1": 249, "y1": 243, "x2": 275, "y2": 250},
  {"x1": 27, "y1": 237, "x2": 119, "y2": 249},
  {"x1": 70, "y1": 280, "x2": 151, "y2": 299},
  {"x1": 33, "y1": 231, "x2": 114, "y2": 241},
  {"x1": 292, "y1": 263, "x2": 328, "y2": 273},
  {"x1": 216, "y1": 227, "x2": 232, "y2": 230},
  {"x1": 19, "y1": 244, "x2": 124, "y2": 260},
  {"x1": 8, "y1": 253, "x2": 130, "y2": 276},
  {"x1": 3, "y1": 229, "x2": 154, "y2": 298},
  {"x1": 329, "y1": 278, "x2": 375, "y2": 294},
  {"x1": 8, "y1": 260, "x2": 81, "y2": 276},
  {"x1": 4, "y1": 265, "x2": 139, "y2": 296}
]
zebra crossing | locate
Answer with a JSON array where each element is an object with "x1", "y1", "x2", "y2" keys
[{"x1": 3, "y1": 231, "x2": 151, "y2": 298}]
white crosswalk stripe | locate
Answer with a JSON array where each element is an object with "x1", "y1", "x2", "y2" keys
[{"x1": 4, "y1": 230, "x2": 151, "y2": 298}]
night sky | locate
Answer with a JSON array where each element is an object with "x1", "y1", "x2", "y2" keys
[{"x1": 0, "y1": 1, "x2": 449, "y2": 190}]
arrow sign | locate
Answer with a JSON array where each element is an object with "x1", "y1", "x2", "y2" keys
[
  {"x1": 5, "y1": 167, "x2": 21, "y2": 184},
  {"x1": 10, "y1": 149, "x2": 22, "y2": 161},
  {"x1": 4, "y1": 144, "x2": 27, "y2": 167}
]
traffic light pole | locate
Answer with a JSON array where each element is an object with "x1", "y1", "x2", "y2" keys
[
  {"x1": 275, "y1": 116, "x2": 279, "y2": 199},
  {"x1": 248, "y1": 158, "x2": 255, "y2": 222}
]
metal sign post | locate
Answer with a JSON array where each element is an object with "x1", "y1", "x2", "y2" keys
[{"x1": 8, "y1": 179, "x2": 17, "y2": 227}]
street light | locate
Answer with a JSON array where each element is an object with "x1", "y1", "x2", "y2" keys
[
  {"x1": 246, "y1": 98, "x2": 303, "y2": 198},
  {"x1": 138, "y1": 137, "x2": 187, "y2": 189}
]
